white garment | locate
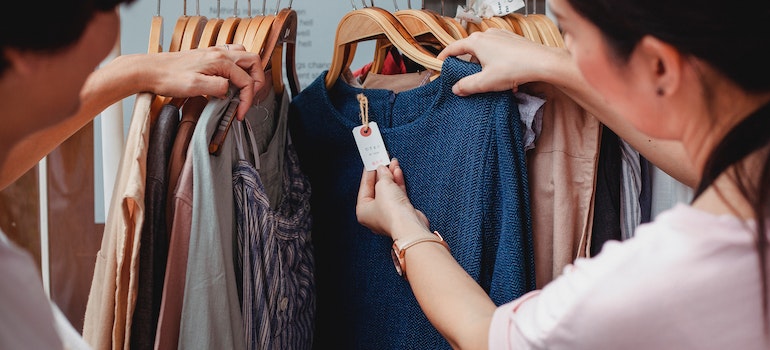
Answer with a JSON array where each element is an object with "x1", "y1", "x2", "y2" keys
[
  {"x1": 0, "y1": 228, "x2": 91, "y2": 350},
  {"x1": 489, "y1": 204, "x2": 769, "y2": 349}
]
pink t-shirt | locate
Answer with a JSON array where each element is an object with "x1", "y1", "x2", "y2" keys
[{"x1": 490, "y1": 204, "x2": 770, "y2": 349}]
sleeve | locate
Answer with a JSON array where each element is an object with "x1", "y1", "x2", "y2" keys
[{"x1": 487, "y1": 238, "x2": 643, "y2": 350}]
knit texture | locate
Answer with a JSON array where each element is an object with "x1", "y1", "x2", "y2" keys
[{"x1": 289, "y1": 57, "x2": 536, "y2": 349}]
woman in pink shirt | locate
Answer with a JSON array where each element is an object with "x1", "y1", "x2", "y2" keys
[{"x1": 356, "y1": 0, "x2": 770, "y2": 348}]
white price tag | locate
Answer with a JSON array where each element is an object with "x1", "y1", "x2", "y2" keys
[
  {"x1": 480, "y1": 0, "x2": 525, "y2": 17},
  {"x1": 352, "y1": 122, "x2": 391, "y2": 171}
]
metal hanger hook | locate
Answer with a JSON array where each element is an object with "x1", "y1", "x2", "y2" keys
[
  {"x1": 274, "y1": 0, "x2": 282, "y2": 15},
  {"x1": 392, "y1": 0, "x2": 398, "y2": 11},
  {"x1": 361, "y1": 0, "x2": 367, "y2": 8},
  {"x1": 156, "y1": 0, "x2": 161, "y2": 16},
  {"x1": 350, "y1": 0, "x2": 357, "y2": 10}
]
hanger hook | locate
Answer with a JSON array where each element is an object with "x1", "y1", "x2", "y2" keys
[
  {"x1": 196, "y1": 0, "x2": 200, "y2": 15},
  {"x1": 370, "y1": 0, "x2": 375, "y2": 7},
  {"x1": 392, "y1": 0, "x2": 398, "y2": 11},
  {"x1": 183, "y1": 0, "x2": 187, "y2": 16},
  {"x1": 441, "y1": 0, "x2": 445, "y2": 15},
  {"x1": 156, "y1": 0, "x2": 161, "y2": 16},
  {"x1": 361, "y1": 0, "x2": 367, "y2": 8},
  {"x1": 274, "y1": 0, "x2": 281, "y2": 15}
]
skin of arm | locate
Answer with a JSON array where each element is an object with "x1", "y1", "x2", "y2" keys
[
  {"x1": 0, "y1": 45, "x2": 265, "y2": 188},
  {"x1": 357, "y1": 160, "x2": 496, "y2": 350},
  {"x1": 437, "y1": 29, "x2": 698, "y2": 187}
]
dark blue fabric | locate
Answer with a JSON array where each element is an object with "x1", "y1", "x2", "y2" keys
[{"x1": 289, "y1": 57, "x2": 536, "y2": 350}]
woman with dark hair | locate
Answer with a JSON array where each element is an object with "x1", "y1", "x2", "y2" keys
[
  {"x1": 356, "y1": 0, "x2": 770, "y2": 348},
  {"x1": 0, "y1": 1, "x2": 265, "y2": 349}
]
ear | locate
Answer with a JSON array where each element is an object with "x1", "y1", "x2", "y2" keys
[
  {"x1": 633, "y1": 36, "x2": 683, "y2": 98},
  {"x1": 2, "y1": 48, "x2": 40, "y2": 76}
]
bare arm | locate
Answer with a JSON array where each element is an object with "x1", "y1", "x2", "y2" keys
[
  {"x1": 438, "y1": 30, "x2": 698, "y2": 187},
  {"x1": 356, "y1": 162, "x2": 496, "y2": 350},
  {"x1": 0, "y1": 46, "x2": 265, "y2": 188}
]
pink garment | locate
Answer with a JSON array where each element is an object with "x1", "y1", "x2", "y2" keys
[
  {"x1": 153, "y1": 147, "x2": 194, "y2": 350},
  {"x1": 522, "y1": 82, "x2": 600, "y2": 288},
  {"x1": 83, "y1": 93, "x2": 155, "y2": 350},
  {"x1": 489, "y1": 204, "x2": 770, "y2": 349}
]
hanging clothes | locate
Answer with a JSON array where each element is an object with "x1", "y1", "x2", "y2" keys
[
  {"x1": 289, "y1": 56, "x2": 536, "y2": 349},
  {"x1": 84, "y1": 92, "x2": 156, "y2": 350},
  {"x1": 153, "y1": 145, "x2": 194, "y2": 350},
  {"x1": 233, "y1": 129, "x2": 314, "y2": 350},
  {"x1": 521, "y1": 82, "x2": 601, "y2": 287},
  {"x1": 178, "y1": 82, "x2": 314, "y2": 350},
  {"x1": 131, "y1": 103, "x2": 180, "y2": 350},
  {"x1": 177, "y1": 88, "x2": 247, "y2": 350}
]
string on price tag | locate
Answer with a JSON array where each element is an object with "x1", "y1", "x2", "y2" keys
[{"x1": 352, "y1": 93, "x2": 391, "y2": 171}]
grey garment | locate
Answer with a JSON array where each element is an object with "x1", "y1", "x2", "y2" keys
[
  {"x1": 246, "y1": 88, "x2": 289, "y2": 208},
  {"x1": 650, "y1": 164, "x2": 693, "y2": 218},
  {"x1": 0, "y1": 229, "x2": 64, "y2": 350},
  {"x1": 619, "y1": 139, "x2": 641, "y2": 240},
  {"x1": 178, "y1": 88, "x2": 246, "y2": 350}
]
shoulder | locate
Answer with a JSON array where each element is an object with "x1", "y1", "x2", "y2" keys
[
  {"x1": 0, "y1": 229, "x2": 63, "y2": 349},
  {"x1": 489, "y1": 204, "x2": 768, "y2": 349}
]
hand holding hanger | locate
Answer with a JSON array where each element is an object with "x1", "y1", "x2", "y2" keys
[
  {"x1": 98, "y1": 45, "x2": 266, "y2": 121},
  {"x1": 436, "y1": 28, "x2": 564, "y2": 96}
]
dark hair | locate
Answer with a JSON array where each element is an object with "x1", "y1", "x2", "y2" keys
[
  {"x1": 566, "y1": 0, "x2": 770, "y2": 331},
  {"x1": 0, "y1": 0, "x2": 135, "y2": 75}
]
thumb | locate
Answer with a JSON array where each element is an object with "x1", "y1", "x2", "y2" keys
[
  {"x1": 375, "y1": 165, "x2": 396, "y2": 184},
  {"x1": 452, "y1": 73, "x2": 488, "y2": 96}
]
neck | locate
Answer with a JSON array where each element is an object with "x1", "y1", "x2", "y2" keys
[{"x1": 680, "y1": 90, "x2": 770, "y2": 179}]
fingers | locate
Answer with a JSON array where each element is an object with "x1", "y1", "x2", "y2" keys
[
  {"x1": 438, "y1": 36, "x2": 477, "y2": 61},
  {"x1": 389, "y1": 158, "x2": 407, "y2": 192},
  {"x1": 357, "y1": 168, "x2": 377, "y2": 203}
]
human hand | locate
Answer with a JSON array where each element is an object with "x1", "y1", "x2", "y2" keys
[
  {"x1": 356, "y1": 159, "x2": 431, "y2": 241},
  {"x1": 437, "y1": 28, "x2": 565, "y2": 96},
  {"x1": 136, "y1": 44, "x2": 266, "y2": 121}
]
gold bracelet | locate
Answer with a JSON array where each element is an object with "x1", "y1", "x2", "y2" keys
[{"x1": 391, "y1": 231, "x2": 450, "y2": 279}]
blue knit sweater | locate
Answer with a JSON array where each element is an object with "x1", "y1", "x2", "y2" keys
[{"x1": 289, "y1": 57, "x2": 536, "y2": 349}]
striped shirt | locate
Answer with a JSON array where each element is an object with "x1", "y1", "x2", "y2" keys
[{"x1": 234, "y1": 138, "x2": 315, "y2": 350}]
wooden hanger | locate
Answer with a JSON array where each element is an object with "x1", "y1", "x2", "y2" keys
[
  {"x1": 232, "y1": 0, "x2": 254, "y2": 45},
  {"x1": 180, "y1": 1, "x2": 208, "y2": 51},
  {"x1": 208, "y1": 3, "x2": 300, "y2": 156},
  {"x1": 260, "y1": 5, "x2": 300, "y2": 97},
  {"x1": 507, "y1": 13, "x2": 541, "y2": 43},
  {"x1": 148, "y1": 0, "x2": 163, "y2": 53},
  {"x1": 215, "y1": 0, "x2": 242, "y2": 45},
  {"x1": 324, "y1": 5, "x2": 443, "y2": 89},
  {"x1": 369, "y1": 4, "x2": 456, "y2": 75},
  {"x1": 242, "y1": 0, "x2": 266, "y2": 49},
  {"x1": 527, "y1": 14, "x2": 557, "y2": 47},
  {"x1": 531, "y1": 13, "x2": 564, "y2": 47},
  {"x1": 394, "y1": 8, "x2": 456, "y2": 47},
  {"x1": 246, "y1": 0, "x2": 276, "y2": 54},
  {"x1": 169, "y1": 4, "x2": 190, "y2": 52},
  {"x1": 442, "y1": 16, "x2": 468, "y2": 39},
  {"x1": 484, "y1": 16, "x2": 514, "y2": 31},
  {"x1": 199, "y1": 0, "x2": 224, "y2": 48}
]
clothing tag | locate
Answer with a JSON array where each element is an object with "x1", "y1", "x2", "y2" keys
[
  {"x1": 479, "y1": 0, "x2": 525, "y2": 17},
  {"x1": 353, "y1": 122, "x2": 391, "y2": 171}
]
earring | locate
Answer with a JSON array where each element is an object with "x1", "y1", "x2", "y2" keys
[{"x1": 656, "y1": 87, "x2": 665, "y2": 96}]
